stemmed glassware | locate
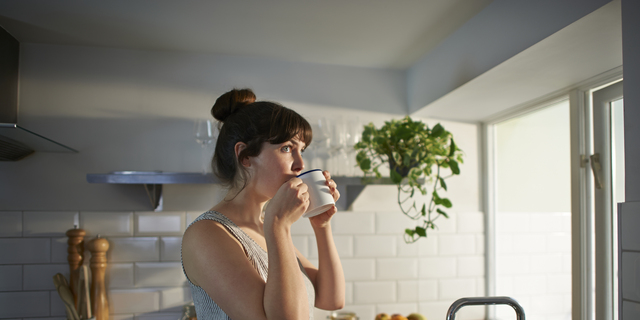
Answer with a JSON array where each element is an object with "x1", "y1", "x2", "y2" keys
[
  {"x1": 329, "y1": 116, "x2": 348, "y2": 175},
  {"x1": 305, "y1": 116, "x2": 362, "y2": 176},
  {"x1": 308, "y1": 117, "x2": 331, "y2": 170},
  {"x1": 345, "y1": 116, "x2": 362, "y2": 176},
  {"x1": 194, "y1": 119, "x2": 218, "y2": 174}
]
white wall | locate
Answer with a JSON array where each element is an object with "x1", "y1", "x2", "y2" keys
[
  {"x1": 0, "y1": 43, "x2": 405, "y2": 211},
  {"x1": 407, "y1": 0, "x2": 611, "y2": 114},
  {"x1": 0, "y1": 44, "x2": 482, "y2": 320}
]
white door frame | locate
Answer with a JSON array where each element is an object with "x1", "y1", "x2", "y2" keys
[
  {"x1": 570, "y1": 71, "x2": 622, "y2": 320},
  {"x1": 592, "y1": 80, "x2": 623, "y2": 320}
]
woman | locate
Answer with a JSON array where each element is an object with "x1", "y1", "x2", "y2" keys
[{"x1": 181, "y1": 88, "x2": 345, "y2": 319}]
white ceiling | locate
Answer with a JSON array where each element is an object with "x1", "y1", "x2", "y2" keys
[
  {"x1": 0, "y1": 0, "x2": 623, "y2": 122},
  {"x1": 0, "y1": 0, "x2": 492, "y2": 69}
]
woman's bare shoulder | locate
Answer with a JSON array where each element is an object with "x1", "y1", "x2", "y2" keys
[{"x1": 182, "y1": 218, "x2": 242, "y2": 254}]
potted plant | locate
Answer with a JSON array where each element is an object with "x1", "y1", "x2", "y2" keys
[{"x1": 354, "y1": 116, "x2": 463, "y2": 242}]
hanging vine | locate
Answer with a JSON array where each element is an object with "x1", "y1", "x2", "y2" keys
[{"x1": 354, "y1": 116, "x2": 464, "y2": 242}]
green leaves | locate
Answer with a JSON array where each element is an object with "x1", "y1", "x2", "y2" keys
[
  {"x1": 449, "y1": 160, "x2": 460, "y2": 175},
  {"x1": 437, "y1": 208, "x2": 449, "y2": 218},
  {"x1": 449, "y1": 138, "x2": 457, "y2": 157},
  {"x1": 396, "y1": 125, "x2": 414, "y2": 141},
  {"x1": 431, "y1": 123, "x2": 444, "y2": 137},
  {"x1": 439, "y1": 177, "x2": 447, "y2": 191},
  {"x1": 390, "y1": 168, "x2": 403, "y2": 184},
  {"x1": 356, "y1": 151, "x2": 371, "y2": 171},
  {"x1": 352, "y1": 116, "x2": 464, "y2": 243}
]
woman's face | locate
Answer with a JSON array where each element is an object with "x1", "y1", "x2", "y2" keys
[{"x1": 247, "y1": 137, "x2": 306, "y2": 199}]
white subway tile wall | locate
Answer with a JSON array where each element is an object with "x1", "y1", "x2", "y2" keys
[
  {"x1": 109, "y1": 289, "x2": 161, "y2": 313},
  {"x1": 23, "y1": 211, "x2": 78, "y2": 237},
  {"x1": 0, "y1": 208, "x2": 486, "y2": 320},
  {"x1": 160, "y1": 287, "x2": 193, "y2": 310},
  {"x1": 0, "y1": 265, "x2": 22, "y2": 291},
  {"x1": 50, "y1": 291, "x2": 70, "y2": 317},
  {"x1": 134, "y1": 211, "x2": 185, "y2": 236},
  {"x1": 160, "y1": 237, "x2": 182, "y2": 262},
  {"x1": 108, "y1": 263, "x2": 135, "y2": 288},
  {"x1": 23, "y1": 264, "x2": 69, "y2": 290},
  {"x1": 0, "y1": 238, "x2": 51, "y2": 264},
  {"x1": 354, "y1": 281, "x2": 397, "y2": 304},
  {"x1": 81, "y1": 211, "x2": 134, "y2": 237},
  {"x1": 0, "y1": 291, "x2": 50, "y2": 318},
  {"x1": 108, "y1": 237, "x2": 160, "y2": 262},
  {"x1": 0, "y1": 211, "x2": 22, "y2": 237},
  {"x1": 495, "y1": 211, "x2": 572, "y2": 320},
  {"x1": 50, "y1": 237, "x2": 70, "y2": 263},
  {"x1": 134, "y1": 262, "x2": 186, "y2": 287}
]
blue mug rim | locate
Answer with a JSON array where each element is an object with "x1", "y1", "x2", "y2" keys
[{"x1": 297, "y1": 169, "x2": 322, "y2": 178}]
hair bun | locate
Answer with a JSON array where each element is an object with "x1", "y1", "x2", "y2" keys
[{"x1": 211, "y1": 88, "x2": 257, "y2": 122}]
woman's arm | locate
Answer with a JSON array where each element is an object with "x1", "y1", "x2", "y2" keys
[
  {"x1": 262, "y1": 177, "x2": 313, "y2": 319},
  {"x1": 262, "y1": 219, "x2": 310, "y2": 319},
  {"x1": 183, "y1": 222, "x2": 309, "y2": 320},
  {"x1": 300, "y1": 171, "x2": 346, "y2": 310},
  {"x1": 312, "y1": 222, "x2": 346, "y2": 310},
  {"x1": 182, "y1": 221, "x2": 272, "y2": 319}
]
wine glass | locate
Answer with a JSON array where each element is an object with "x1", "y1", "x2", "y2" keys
[
  {"x1": 310, "y1": 117, "x2": 331, "y2": 170},
  {"x1": 194, "y1": 119, "x2": 217, "y2": 174},
  {"x1": 328, "y1": 116, "x2": 347, "y2": 175},
  {"x1": 345, "y1": 116, "x2": 362, "y2": 176}
]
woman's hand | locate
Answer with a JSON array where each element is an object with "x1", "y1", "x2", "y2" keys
[
  {"x1": 265, "y1": 177, "x2": 310, "y2": 227},
  {"x1": 309, "y1": 170, "x2": 340, "y2": 229}
]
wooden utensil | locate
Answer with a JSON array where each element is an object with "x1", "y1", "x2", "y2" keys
[
  {"x1": 53, "y1": 274, "x2": 74, "y2": 320},
  {"x1": 53, "y1": 273, "x2": 80, "y2": 320},
  {"x1": 75, "y1": 267, "x2": 83, "y2": 312},
  {"x1": 79, "y1": 265, "x2": 92, "y2": 319}
]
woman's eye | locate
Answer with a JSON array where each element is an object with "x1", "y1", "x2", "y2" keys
[{"x1": 282, "y1": 146, "x2": 291, "y2": 152}]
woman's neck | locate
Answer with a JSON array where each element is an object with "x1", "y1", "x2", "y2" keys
[{"x1": 211, "y1": 187, "x2": 267, "y2": 227}]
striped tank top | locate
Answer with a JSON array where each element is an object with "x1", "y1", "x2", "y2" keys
[{"x1": 181, "y1": 211, "x2": 315, "y2": 319}]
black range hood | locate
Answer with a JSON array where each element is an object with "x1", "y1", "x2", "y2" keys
[{"x1": 0, "y1": 25, "x2": 77, "y2": 161}]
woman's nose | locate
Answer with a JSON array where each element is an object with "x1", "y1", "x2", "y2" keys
[{"x1": 293, "y1": 152, "x2": 305, "y2": 172}]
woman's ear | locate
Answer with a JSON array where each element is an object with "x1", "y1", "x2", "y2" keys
[{"x1": 234, "y1": 142, "x2": 250, "y2": 167}]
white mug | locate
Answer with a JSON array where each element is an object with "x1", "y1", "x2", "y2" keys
[{"x1": 297, "y1": 169, "x2": 335, "y2": 218}]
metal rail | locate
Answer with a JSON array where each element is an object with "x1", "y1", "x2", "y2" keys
[{"x1": 446, "y1": 296, "x2": 525, "y2": 320}]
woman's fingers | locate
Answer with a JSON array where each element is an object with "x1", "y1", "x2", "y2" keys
[
  {"x1": 266, "y1": 177, "x2": 311, "y2": 222},
  {"x1": 322, "y1": 171, "x2": 340, "y2": 201},
  {"x1": 332, "y1": 188, "x2": 340, "y2": 202}
]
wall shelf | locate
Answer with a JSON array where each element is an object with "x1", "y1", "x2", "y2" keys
[
  {"x1": 86, "y1": 171, "x2": 397, "y2": 211},
  {"x1": 87, "y1": 171, "x2": 218, "y2": 211}
]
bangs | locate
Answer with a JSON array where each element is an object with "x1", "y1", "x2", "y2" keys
[{"x1": 268, "y1": 105, "x2": 313, "y2": 147}]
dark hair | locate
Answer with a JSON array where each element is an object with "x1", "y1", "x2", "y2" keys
[{"x1": 211, "y1": 88, "x2": 312, "y2": 190}]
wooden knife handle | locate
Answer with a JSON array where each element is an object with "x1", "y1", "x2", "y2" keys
[
  {"x1": 66, "y1": 228, "x2": 86, "y2": 305},
  {"x1": 88, "y1": 236, "x2": 109, "y2": 320}
]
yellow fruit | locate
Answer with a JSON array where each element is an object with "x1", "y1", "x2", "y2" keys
[
  {"x1": 375, "y1": 313, "x2": 391, "y2": 320},
  {"x1": 390, "y1": 314, "x2": 408, "y2": 320},
  {"x1": 407, "y1": 313, "x2": 426, "y2": 320}
]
